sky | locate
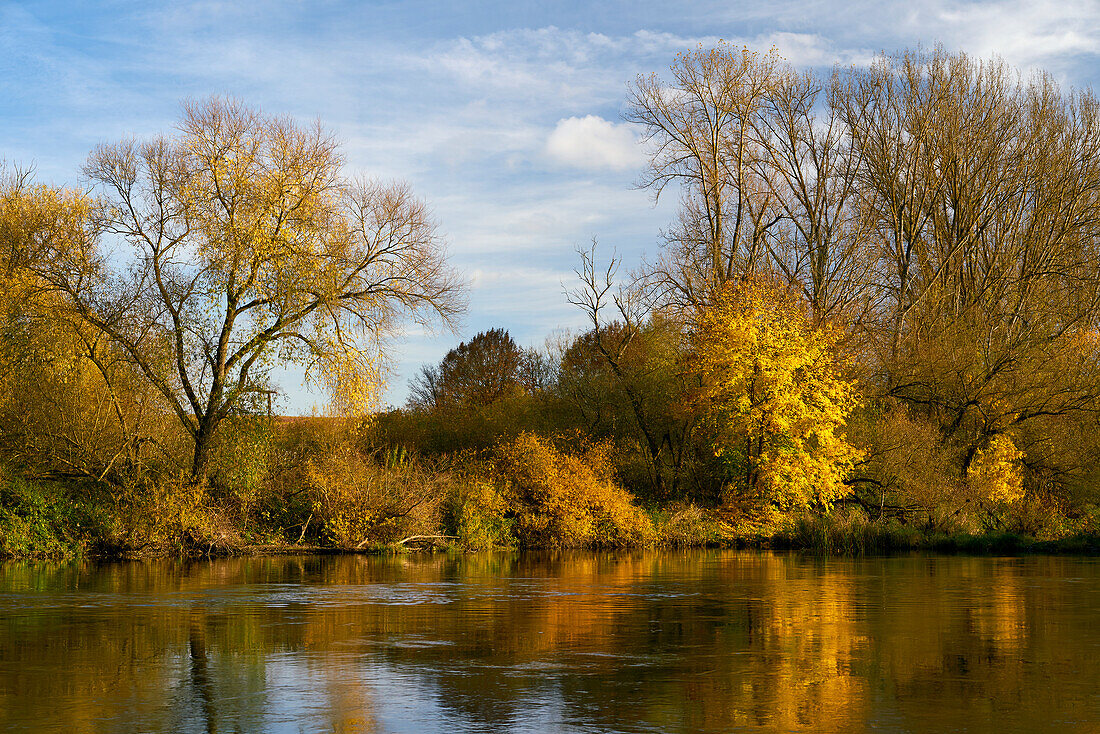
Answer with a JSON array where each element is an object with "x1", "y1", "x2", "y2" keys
[{"x1": 3, "y1": 0, "x2": 1100, "y2": 412}]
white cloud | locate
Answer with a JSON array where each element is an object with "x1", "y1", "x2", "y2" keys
[
  {"x1": 751, "y1": 32, "x2": 871, "y2": 67},
  {"x1": 545, "y1": 115, "x2": 645, "y2": 171},
  {"x1": 929, "y1": 0, "x2": 1100, "y2": 71}
]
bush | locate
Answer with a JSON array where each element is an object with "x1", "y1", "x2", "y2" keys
[
  {"x1": 495, "y1": 433, "x2": 654, "y2": 548},
  {"x1": 444, "y1": 475, "x2": 512, "y2": 550},
  {"x1": 302, "y1": 441, "x2": 444, "y2": 548},
  {"x1": 0, "y1": 479, "x2": 81, "y2": 557},
  {"x1": 0, "y1": 477, "x2": 116, "y2": 557},
  {"x1": 106, "y1": 477, "x2": 239, "y2": 554},
  {"x1": 208, "y1": 416, "x2": 276, "y2": 524}
]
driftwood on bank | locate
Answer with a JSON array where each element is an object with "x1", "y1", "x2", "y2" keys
[{"x1": 355, "y1": 534, "x2": 458, "y2": 550}]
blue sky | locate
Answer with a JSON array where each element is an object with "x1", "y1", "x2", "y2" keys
[{"x1": 3, "y1": 0, "x2": 1100, "y2": 412}]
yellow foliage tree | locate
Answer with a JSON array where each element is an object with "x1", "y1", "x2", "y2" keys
[
  {"x1": 1, "y1": 168, "x2": 180, "y2": 481},
  {"x1": 22, "y1": 99, "x2": 464, "y2": 481},
  {"x1": 688, "y1": 277, "x2": 860, "y2": 510},
  {"x1": 967, "y1": 434, "x2": 1025, "y2": 506}
]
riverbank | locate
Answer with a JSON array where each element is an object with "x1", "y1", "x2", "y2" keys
[
  {"x1": 4, "y1": 476, "x2": 1098, "y2": 560},
  {"x1": 5, "y1": 420, "x2": 1100, "y2": 562}
]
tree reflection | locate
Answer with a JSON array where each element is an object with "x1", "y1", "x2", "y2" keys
[{"x1": 0, "y1": 552, "x2": 1097, "y2": 732}]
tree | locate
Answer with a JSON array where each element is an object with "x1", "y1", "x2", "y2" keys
[
  {"x1": 628, "y1": 44, "x2": 874, "y2": 325},
  {"x1": 631, "y1": 44, "x2": 1100, "y2": 517},
  {"x1": 34, "y1": 98, "x2": 464, "y2": 481},
  {"x1": 627, "y1": 45, "x2": 789, "y2": 310},
  {"x1": 408, "y1": 328, "x2": 536, "y2": 409},
  {"x1": 836, "y1": 50, "x2": 1100, "y2": 480},
  {"x1": 688, "y1": 277, "x2": 860, "y2": 510},
  {"x1": 565, "y1": 244, "x2": 702, "y2": 499},
  {"x1": 0, "y1": 167, "x2": 177, "y2": 481}
]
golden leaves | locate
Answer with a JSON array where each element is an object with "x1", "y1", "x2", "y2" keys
[
  {"x1": 968, "y1": 434, "x2": 1025, "y2": 506},
  {"x1": 689, "y1": 277, "x2": 861, "y2": 510},
  {"x1": 496, "y1": 433, "x2": 655, "y2": 548}
]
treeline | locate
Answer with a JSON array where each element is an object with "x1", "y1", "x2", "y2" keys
[
  {"x1": 3, "y1": 47, "x2": 1100, "y2": 556},
  {"x1": 379, "y1": 46, "x2": 1100, "y2": 543}
]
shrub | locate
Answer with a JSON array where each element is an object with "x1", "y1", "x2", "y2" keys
[
  {"x1": 495, "y1": 433, "x2": 654, "y2": 547},
  {"x1": 303, "y1": 442, "x2": 443, "y2": 548},
  {"x1": 109, "y1": 477, "x2": 238, "y2": 554},
  {"x1": 0, "y1": 478, "x2": 90, "y2": 557},
  {"x1": 445, "y1": 477, "x2": 512, "y2": 550},
  {"x1": 774, "y1": 508, "x2": 921, "y2": 554},
  {"x1": 209, "y1": 416, "x2": 276, "y2": 524}
]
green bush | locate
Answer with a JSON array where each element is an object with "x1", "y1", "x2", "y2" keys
[
  {"x1": 444, "y1": 477, "x2": 512, "y2": 550},
  {"x1": 209, "y1": 417, "x2": 276, "y2": 524},
  {"x1": 0, "y1": 478, "x2": 109, "y2": 557}
]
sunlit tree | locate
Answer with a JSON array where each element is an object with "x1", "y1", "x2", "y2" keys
[
  {"x1": 408, "y1": 328, "x2": 533, "y2": 409},
  {"x1": 0, "y1": 168, "x2": 178, "y2": 480},
  {"x1": 688, "y1": 277, "x2": 860, "y2": 510},
  {"x1": 29, "y1": 98, "x2": 464, "y2": 480}
]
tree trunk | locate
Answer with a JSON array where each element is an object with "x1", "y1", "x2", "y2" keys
[{"x1": 190, "y1": 419, "x2": 217, "y2": 483}]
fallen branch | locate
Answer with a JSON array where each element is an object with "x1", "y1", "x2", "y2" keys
[
  {"x1": 396, "y1": 534, "x2": 458, "y2": 545},
  {"x1": 355, "y1": 534, "x2": 457, "y2": 550},
  {"x1": 297, "y1": 513, "x2": 313, "y2": 544}
]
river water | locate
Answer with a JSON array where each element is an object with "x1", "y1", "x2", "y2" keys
[{"x1": 0, "y1": 550, "x2": 1097, "y2": 733}]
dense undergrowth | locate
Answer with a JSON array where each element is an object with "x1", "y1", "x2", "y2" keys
[{"x1": 4, "y1": 417, "x2": 1098, "y2": 559}]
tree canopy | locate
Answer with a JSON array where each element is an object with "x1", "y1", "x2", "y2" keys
[{"x1": 21, "y1": 98, "x2": 465, "y2": 480}]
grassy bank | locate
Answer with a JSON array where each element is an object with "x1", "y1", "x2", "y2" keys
[
  {"x1": 768, "y1": 512, "x2": 1100, "y2": 555},
  {"x1": 4, "y1": 473, "x2": 1099, "y2": 559}
]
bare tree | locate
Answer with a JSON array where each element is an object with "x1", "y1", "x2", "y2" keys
[
  {"x1": 626, "y1": 45, "x2": 788, "y2": 310},
  {"x1": 759, "y1": 70, "x2": 874, "y2": 325},
  {"x1": 836, "y1": 49, "x2": 1100, "y2": 477},
  {"x1": 565, "y1": 243, "x2": 698, "y2": 497}
]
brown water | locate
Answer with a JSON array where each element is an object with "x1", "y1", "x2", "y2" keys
[{"x1": 0, "y1": 551, "x2": 1097, "y2": 733}]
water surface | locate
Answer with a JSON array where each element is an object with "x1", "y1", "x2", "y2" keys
[{"x1": 1, "y1": 550, "x2": 1097, "y2": 732}]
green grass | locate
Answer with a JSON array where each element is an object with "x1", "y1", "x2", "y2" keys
[
  {"x1": 771, "y1": 512, "x2": 921, "y2": 554},
  {"x1": 770, "y1": 512, "x2": 1100, "y2": 555}
]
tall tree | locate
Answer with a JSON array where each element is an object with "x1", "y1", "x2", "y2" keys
[
  {"x1": 627, "y1": 45, "x2": 788, "y2": 310},
  {"x1": 837, "y1": 50, "x2": 1100, "y2": 474},
  {"x1": 33, "y1": 98, "x2": 464, "y2": 480}
]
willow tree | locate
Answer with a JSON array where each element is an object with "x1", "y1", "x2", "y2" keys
[{"x1": 37, "y1": 98, "x2": 464, "y2": 481}]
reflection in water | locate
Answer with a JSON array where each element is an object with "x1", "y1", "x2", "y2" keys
[{"x1": 0, "y1": 551, "x2": 1098, "y2": 733}]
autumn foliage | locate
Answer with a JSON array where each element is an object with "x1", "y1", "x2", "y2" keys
[
  {"x1": 495, "y1": 433, "x2": 654, "y2": 548},
  {"x1": 8, "y1": 45, "x2": 1100, "y2": 556},
  {"x1": 688, "y1": 278, "x2": 861, "y2": 510}
]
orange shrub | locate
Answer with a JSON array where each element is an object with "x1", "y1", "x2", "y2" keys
[{"x1": 495, "y1": 433, "x2": 654, "y2": 547}]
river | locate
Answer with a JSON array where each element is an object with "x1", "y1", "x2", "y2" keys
[{"x1": 1, "y1": 550, "x2": 1098, "y2": 732}]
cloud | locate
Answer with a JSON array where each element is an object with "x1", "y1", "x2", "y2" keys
[
  {"x1": 545, "y1": 115, "x2": 645, "y2": 171},
  {"x1": 9, "y1": 1, "x2": 1100, "y2": 410},
  {"x1": 928, "y1": 0, "x2": 1100, "y2": 71}
]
